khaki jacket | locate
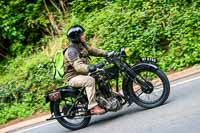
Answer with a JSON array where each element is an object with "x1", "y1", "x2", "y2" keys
[{"x1": 64, "y1": 42, "x2": 106, "y2": 82}]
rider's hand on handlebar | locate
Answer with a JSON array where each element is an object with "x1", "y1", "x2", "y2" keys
[
  {"x1": 88, "y1": 65, "x2": 96, "y2": 72},
  {"x1": 95, "y1": 62, "x2": 105, "y2": 69},
  {"x1": 106, "y1": 51, "x2": 115, "y2": 57},
  {"x1": 88, "y1": 62, "x2": 105, "y2": 72}
]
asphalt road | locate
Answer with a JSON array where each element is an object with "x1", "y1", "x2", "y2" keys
[{"x1": 12, "y1": 73, "x2": 200, "y2": 133}]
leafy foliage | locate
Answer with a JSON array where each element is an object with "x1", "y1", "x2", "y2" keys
[
  {"x1": 0, "y1": 0, "x2": 68, "y2": 58},
  {"x1": 73, "y1": 0, "x2": 200, "y2": 71},
  {"x1": 0, "y1": 53, "x2": 63, "y2": 124}
]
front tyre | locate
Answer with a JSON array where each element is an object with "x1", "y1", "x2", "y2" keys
[
  {"x1": 130, "y1": 65, "x2": 170, "y2": 109},
  {"x1": 53, "y1": 97, "x2": 91, "y2": 130}
]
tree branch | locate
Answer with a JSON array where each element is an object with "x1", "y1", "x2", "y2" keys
[
  {"x1": 43, "y1": 0, "x2": 59, "y2": 34},
  {"x1": 49, "y1": 0, "x2": 62, "y2": 15},
  {"x1": 59, "y1": 0, "x2": 66, "y2": 12}
]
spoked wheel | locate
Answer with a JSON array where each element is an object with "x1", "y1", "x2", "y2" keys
[
  {"x1": 130, "y1": 66, "x2": 170, "y2": 109},
  {"x1": 53, "y1": 96, "x2": 91, "y2": 130}
]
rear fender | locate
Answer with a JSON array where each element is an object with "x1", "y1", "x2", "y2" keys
[
  {"x1": 45, "y1": 86, "x2": 80, "y2": 113},
  {"x1": 45, "y1": 86, "x2": 80, "y2": 102},
  {"x1": 45, "y1": 94, "x2": 55, "y2": 114},
  {"x1": 49, "y1": 101, "x2": 54, "y2": 114}
]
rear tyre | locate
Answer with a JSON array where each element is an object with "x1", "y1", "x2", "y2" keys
[{"x1": 53, "y1": 97, "x2": 91, "y2": 130}]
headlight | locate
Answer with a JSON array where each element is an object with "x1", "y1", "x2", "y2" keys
[{"x1": 124, "y1": 47, "x2": 132, "y2": 57}]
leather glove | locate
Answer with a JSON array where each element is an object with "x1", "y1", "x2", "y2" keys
[
  {"x1": 88, "y1": 65, "x2": 96, "y2": 72},
  {"x1": 106, "y1": 51, "x2": 115, "y2": 57},
  {"x1": 95, "y1": 62, "x2": 105, "y2": 69},
  {"x1": 88, "y1": 62, "x2": 105, "y2": 72}
]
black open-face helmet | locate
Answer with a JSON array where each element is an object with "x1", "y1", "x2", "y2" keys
[{"x1": 67, "y1": 25, "x2": 85, "y2": 43}]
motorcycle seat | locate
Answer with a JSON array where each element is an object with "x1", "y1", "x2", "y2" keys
[{"x1": 56, "y1": 86, "x2": 81, "y2": 97}]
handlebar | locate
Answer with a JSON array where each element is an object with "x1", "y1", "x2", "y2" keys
[
  {"x1": 95, "y1": 51, "x2": 121, "y2": 69},
  {"x1": 89, "y1": 50, "x2": 123, "y2": 75},
  {"x1": 95, "y1": 62, "x2": 105, "y2": 69}
]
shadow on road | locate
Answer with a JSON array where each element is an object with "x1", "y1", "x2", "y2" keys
[
  {"x1": 90, "y1": 106, "x2": 148, "y2": 126},
  {"x1": 90, "y1": 101, "x2": 171, "y2": 127},
  {"x1": 66, "y1": 101, "x2": 172, "y2": 133}
]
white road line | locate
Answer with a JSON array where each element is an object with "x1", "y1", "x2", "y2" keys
[
  {"x1": 14, "y1": 121, "x2": 57, "y2": 133},
  {"x1": 14, "y1": 75, "x2": 200, "y2": 133},
  {"x1": 171, "y1": 75, "x2": 200, "y2": 88}
]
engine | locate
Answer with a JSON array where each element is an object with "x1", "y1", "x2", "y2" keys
[
  {"x1": 94, "y1": 66, "x2": 125, "y2": 112},
  {"x1": 96, "y1": 93, "x2": 125, "y2": 112}
]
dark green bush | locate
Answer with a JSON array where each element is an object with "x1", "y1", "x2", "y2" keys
[
  {"x1": 0, "y1": 0, "x2": 68, "y2": 58},
  {"x1": 0, "y1": 53, "x2": 63, "y2": 124},
  {"x1": 71, "y1": 0, "x2": 200, "y2": 71}
]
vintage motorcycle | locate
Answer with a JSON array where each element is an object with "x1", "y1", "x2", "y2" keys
[{"x1": 45, "y1": 47, "x2": 170, "y2": 130}]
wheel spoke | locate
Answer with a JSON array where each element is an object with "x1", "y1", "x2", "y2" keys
[
  {"x1": 154, "y1": 87, "x2": 162, "y2": 91},
  {"x1": 55, "y1": 97, "x2": 90, "y2": 126},
  {"x1": 133, "y1": 69, "x2": 165, "y2": 103},
  {"x1": 147, "y1": 94, "x2": 151, "y2": 101},
  {"x1": 152, "y1": 93, "x2": 160, "y2": 100},
  {"x1": 135, "y1": 89, "x2": 144, "y2": 97},
  {"x1": 138, "y1": 91, "x2": 144, "y2": 97}
]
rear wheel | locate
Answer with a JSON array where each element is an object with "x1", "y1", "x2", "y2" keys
[
  {"x1": 130, "y1": 66, "x2": 170, "y2": 109},
  {"x1": 53, "y1": 96, "x2": 91, "y2": 130}
]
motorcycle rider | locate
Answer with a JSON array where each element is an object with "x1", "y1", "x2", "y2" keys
[{"x1": 64, "y1": 25, "x2": 112, "y2": 114}]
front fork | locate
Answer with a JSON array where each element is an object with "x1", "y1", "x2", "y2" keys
[{"x1": 121, "y1": 62, "x2": 158, "y2": 105}]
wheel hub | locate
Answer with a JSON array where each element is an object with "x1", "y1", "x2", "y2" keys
[
  {"x1": 62, "y1": 105, "x2": 75, "y2": 119},
  {"x1": 141, "y1": 81, "x2": 154, "y2": 94}
]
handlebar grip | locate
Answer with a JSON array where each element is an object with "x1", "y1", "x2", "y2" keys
[{"x1": 95, "y1": 62, "x2": 105, "y2": 68}]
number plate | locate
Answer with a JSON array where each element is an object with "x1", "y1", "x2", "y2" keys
[{"x1": 141, "y1": 57, "x2": 157, "y2": 63}]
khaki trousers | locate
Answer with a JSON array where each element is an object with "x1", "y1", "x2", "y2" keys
[{"x1": 68, "y1": 75, "x2": 97, "y2": 109}]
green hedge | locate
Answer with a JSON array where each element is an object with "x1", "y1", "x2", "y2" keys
[
  {"x1": 0, "y1": 53, "x2": 63, "y2": 124},
  {"x1": 73, "y1": 0, "x2": 200, "y2": 71}
]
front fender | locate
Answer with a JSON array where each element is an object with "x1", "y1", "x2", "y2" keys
[{"x1": 131, "y1": 62, "x2": 158, "y2": 71}]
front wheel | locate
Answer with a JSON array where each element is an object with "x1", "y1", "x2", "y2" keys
[
  {"x1": 53, "y1": 96, "x2": 91, "y2": 130},
  {"x1": 130, "y1": 65, "x2": 170, "y2": 109}
]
